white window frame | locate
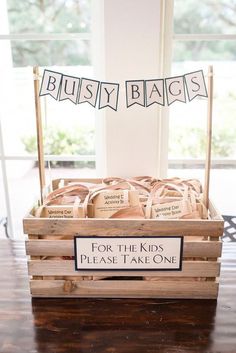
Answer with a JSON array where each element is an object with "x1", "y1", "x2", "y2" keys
[{"x1": 0, "y1": 13, "x2": 96, "y2": 238}]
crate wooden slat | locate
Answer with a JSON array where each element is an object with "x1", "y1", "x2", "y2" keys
[
  {"x1": 28, "y1": 259, "x2": 220, "y2": 277},
  {"x1": 23, "y1": 217, "x2": 223, "y2": 236},
  {"x1": 26, "y1": 239, "x2": 222, "y2": 257},
  {"x1": 30, "y1": 279, "x2": 218, "y2": 299},
  {"x1": 23, "y1": 178, "x2": 224, "y2": 299}
]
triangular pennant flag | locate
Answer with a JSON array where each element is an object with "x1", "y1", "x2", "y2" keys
[
  {"x1": 78, "y1": 78, "x2": 100, "y2": 107},
  {"x1": 59, "y1": 75, "x2": 80, "y2": 104},
  {"x1": 39, "y1": 70, "x2": 62, "y2": 100},
  {"x1": 184, "y1": 70, "x2": 208, "y2": 101},
  {"x1": 126, "y1": 80, "x2": 145, "y2": 108},
  {"x1": 99, "y1": 82, "x2": 119, "y2": 111},
  {"x1": 165, "y1": 75, "x2": 186, "y2": 105},
  {"x1": 145, "y1": 79, "x2": 165, "y2": 107}
]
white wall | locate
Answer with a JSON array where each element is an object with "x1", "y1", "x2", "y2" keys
[{"x1": 93, "y1": 0, "x2": 173, "y2": 178}]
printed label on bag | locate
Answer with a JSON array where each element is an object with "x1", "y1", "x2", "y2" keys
[
  {"x1": 74, "y1": 236, "x2": 183, "y2": 271},
  {"x1": 93, "y1": 190, "x2": 139, "y2": 218},
  {"x1": 43, "y1": 206, "x2": 74, "y2": 218},
  {"x1": 43, "y1": 206, "x2": 84, "y2": 218},
  {"x1": 151, "y1": 200, "x2": 190, "y2": 219}
]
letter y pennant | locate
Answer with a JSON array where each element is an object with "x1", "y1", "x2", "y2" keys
[{"x1": 99, "y1": 82, "x2": 119, "y2": 111}]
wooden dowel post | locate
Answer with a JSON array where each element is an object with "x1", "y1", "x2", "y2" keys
[
  {"x1": 203, "y1": 65, "x2": 213, "y2": 210},
  {"x1": 33, "y1": 66, "x2": 45, "y2": 205}
]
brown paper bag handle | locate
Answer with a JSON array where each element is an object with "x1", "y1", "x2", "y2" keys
[
  {"x1": 145, "y1": 182, "x2": 190, "y2": 219},
  {"x1": 82, "y1": 181, "x2": 138, "y2": 217}
]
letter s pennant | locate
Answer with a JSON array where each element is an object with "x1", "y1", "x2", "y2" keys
[
  {"x1": 184, "y1": 70, "x2": 208, "y2": 101},
  {"x1": 78, "y1": 78, "x2": 100, "y2": 107}
]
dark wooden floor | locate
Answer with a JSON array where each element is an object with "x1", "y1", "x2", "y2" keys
[{"x1": 0, "y1": 240, "x2": 236, "y2": 353}]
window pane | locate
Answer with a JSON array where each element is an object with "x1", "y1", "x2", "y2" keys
[
  {"x1": 168, "y1": 167, "x2": 236, "y2": 215},
  {"x1": 6, "y1": 162, "x2": 96, "y2": 238},
  {"x1": 2, "y1": 0, "x2": 91, "y2": 34},
  {"x1": 11, "y1": 39, "x2": 91, "y2": 67},
  {"x1": 173, "y1": 40, "x2": 236, "y2": 62},
  {"x1": 174, "y1": 0, "x2": 236, "y2": 35},
  {"x1": 0, "y1": 47, "x2": 95, "y2": 157},
  {"x1": 169, "y1": 61, "x2": 236, "y2": 159}
]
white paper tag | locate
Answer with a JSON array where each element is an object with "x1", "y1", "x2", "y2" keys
[
  {"x1": 42, "y1": 205, "x2": 84, "y2": 218},
  {"x1": 151, "y1": 200, "x2": 190, "y2": 219},
  {"x1": 93, "y1": 190, "x2": 134, "y2": 218}
]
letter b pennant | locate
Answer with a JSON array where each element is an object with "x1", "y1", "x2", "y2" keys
[
  {"x1": 39, "y1": 70, "x2": 62, "y2": 100},
  {"x1": 126, "y1": 80, "x2": 145, "y2": 108}
]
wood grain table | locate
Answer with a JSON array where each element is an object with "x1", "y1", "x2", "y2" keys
[{"x1": 0, "y1": 240, "x2": 235, "y2": 353}]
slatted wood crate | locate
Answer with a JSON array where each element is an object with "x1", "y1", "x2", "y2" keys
[{"x1": 23, "y1": 178, "x2": 224, "y2": 299}]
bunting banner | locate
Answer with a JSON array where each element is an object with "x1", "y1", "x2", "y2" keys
[{"x1": 39, "y1": 69, "x2": 208, "y2": 111}]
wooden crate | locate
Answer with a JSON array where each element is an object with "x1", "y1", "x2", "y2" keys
[{"x1": 23, "y1": 178, "x2": 224, "y2": 299}]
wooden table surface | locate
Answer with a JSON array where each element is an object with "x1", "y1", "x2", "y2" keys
[{"x1": 0, "y1": 240, "x2": 236, "y2": 353}]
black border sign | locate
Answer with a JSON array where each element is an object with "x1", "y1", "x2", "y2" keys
[{"x1": 74, "y1": 236, "x2": 183, "y2": 272}]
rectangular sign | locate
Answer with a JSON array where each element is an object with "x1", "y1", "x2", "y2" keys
[{"x1": 74, "y1": 236, "x2": 183, "y2": 271}]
